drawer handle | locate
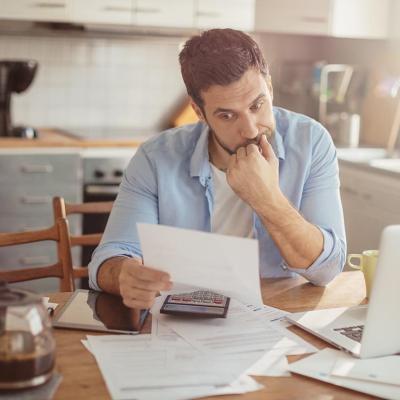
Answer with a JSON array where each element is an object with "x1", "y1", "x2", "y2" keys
[
  {"x1": 31, "y1": 2, "x2": 66, "y2": 8},
  {"x1": 21, "y1": 196, "x2": 52, "y2": 204},
  {"x1": 20, "y1": 256, "x2": 51, "y2": 265},
  {"x1": 300, "y1": 16, "x2": 328, "y2": 23},
  {"x1": 136, "y1": 7, "x2": 161, "y2": 14},
  {"x1": 103, "y1": 6, "x2": 132, "y2": 12},
  {"x1": 21, "y1": 164, "x2": 53, "y2": 173},
  {"x1": 196, "y1": 11, "x2": 222, "y2": 18}
]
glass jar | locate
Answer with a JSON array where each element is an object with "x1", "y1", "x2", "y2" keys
[{"x1": 0, "y1": 281, "x2": 55, "y2": 389}]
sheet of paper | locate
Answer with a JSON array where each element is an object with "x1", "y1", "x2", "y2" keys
[
  {"x1": 331, "y1": 353, "x2": 400, "y2": 386},
  {"x1": 138, "y1": 223, "x2": 262, "y2": 305},
  {"x1": 245, "y1": 348, "x2": 291, "y2": 377},
  {"x1": 152, "y1": 296, "x2": 317, "y2": 356},
  {"x1": 109, "y1": 375, "x2": 263, "y2": 400},
  {"x1": 86, "y1": 334, "x2": 264, "y2": 399},
  {"x1": 288, "y1": 349, "x2": 400, "y2": 400}
]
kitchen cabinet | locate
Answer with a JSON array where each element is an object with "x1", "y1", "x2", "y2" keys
[
  {"x1": 0, "y1": 0, "x2": 254, "y2": 31},
  {"x1": 70, "y1": 0, "x2": 133, "y2": 25},
  {"x1": 0, "y1": 150, "x2": 82, "y2": 293},
  {"x1": 255, "y1": 0, "x2": 390, "y2": 39},
  {"x1": 0, "y1": 0, "x2": 73, "y2": 23},
  {"x1": 133, "y1": 0, "x2": 194, "y2": 28},
  {"x1": 195, "y1": 0, "x2": 255, "y2": 31},
  {"x1": 339, "y1": 162, "x2": 400, "y2": 255},
  {"x1": 389, "y1": 0, "x2": 400, "y2": 40}
]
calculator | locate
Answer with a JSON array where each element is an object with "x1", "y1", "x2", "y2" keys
[{"x1": 160, "y1": 290, "x2": 230, "y2": 318}]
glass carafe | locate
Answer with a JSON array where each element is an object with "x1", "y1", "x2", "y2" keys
[{"x1": 0, "y1": 282, "x2": 55, "y2": 389}]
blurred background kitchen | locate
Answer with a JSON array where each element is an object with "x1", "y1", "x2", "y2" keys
[{"x1": 1, "y1": 0, "x2": 399, "y2": 292}]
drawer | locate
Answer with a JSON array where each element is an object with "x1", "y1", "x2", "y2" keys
[
  {"x1": 0, "y1": 242, "x2": 81, "y2": 270},
  {"x1": 0, "y1": 153, "x2": 81, "y2": 185},
  {"x1": 0, "y1": 214, "x2": 82, "y2": 234},
  {"x1": 0, "y1": 183, "x2": 81, "y2": 217}
]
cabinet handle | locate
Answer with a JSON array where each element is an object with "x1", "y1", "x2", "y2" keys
[
  {"x1": 20, "y1": 256, "x2": 51, "y2": 265},
  {"x1": 196, "y1": 11, "x2": 222, "y2": 18},
  {"x1": 31, "y1": 2, "x2": 66, "y2": 8},
  {"x1": 135, "y1": 7, "x2": 161, "y2": 14},
  {"x1": 300, "y1": 16, "x2": 328, "y2": 23},
  {"x1": 85, "y1": 185, "x2": 119, "y2": 195},
  {"x1": 21, "y1": 195, "x2": 52, "y2": 204},
  {"x1": 103, "y1": 6, "x2": 132, "y2": 12},
  {"x1": 20, "y1": 164, "x2": 53, "y2": 173}
]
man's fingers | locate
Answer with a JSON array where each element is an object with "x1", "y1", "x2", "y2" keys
[
  {"x1": 259, "y1": 134, "x2": 277, "y2": 162},
  {"x1": 236, "y1": 146, "x2": 246, "y2": 159},
  {"x1": 129, "y1": 264, "x2": 170, "y2": 282},
  {"x1": 132, "y1": 277, "x2": 172, "y2": 291},
  {"x1": 246, "y1": 143, "x2": 259, "y2": 155}
]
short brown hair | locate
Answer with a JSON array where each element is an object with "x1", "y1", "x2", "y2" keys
[{"x1": 179, "y1": 28, "x2": 269, "y2": 108}]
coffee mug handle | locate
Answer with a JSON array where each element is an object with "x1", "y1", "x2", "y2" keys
[{"x1": 347, "y1": 254, "x2": 362, "y2": 270}]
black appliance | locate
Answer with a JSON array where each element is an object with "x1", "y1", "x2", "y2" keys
[
  {"x1": 80, "y1": 149, "x2": 136, "y2": 287},
  {"x1": 0, "y1": 60, "x2": 38, "y2": 138}
]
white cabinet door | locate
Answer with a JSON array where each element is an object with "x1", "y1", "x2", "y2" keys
[
  {"x1": 389, "y1": 0, "x2": 400, "y2": 40},
  {"x1": 195, "y1": 0, "x2": 255, "y2": 31},
  {"x1": 71, "y1": 0, "x2": 133, "y2": 25},
  {"x1": 340, "y1": 163, "x2": 400, "y2": 254},
  {"x1": 0, "y1": 0, "x2": 73, "y2": 22},
  {"x1": 331, "y1": 0, "x2": 390, "y2": 39},
  {"x1": 255, "y1": 0, "x2": 331, "y2": 35},
  {"x1": 134, "y1": 0, "x2": 194, "y2": 28},
  {"x1": 255, "y1": 0, "x2": 390, "y2": 39}
]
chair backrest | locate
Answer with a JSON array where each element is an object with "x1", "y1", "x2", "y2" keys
[
  {"x1": 52, "y1": 197, "x2": 113, "y2": 278},
  {"x1": 0, "y1": 218, "x2": 75, "y2": 292}
]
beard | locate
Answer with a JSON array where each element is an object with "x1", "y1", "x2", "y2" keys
[{"x1": 210, "y1": 125, "x2": 275, "y2": 156}]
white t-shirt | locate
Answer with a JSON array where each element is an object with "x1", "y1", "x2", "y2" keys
[{"x1": 210, "y1": 164, "x2": 254, "y2": 238}]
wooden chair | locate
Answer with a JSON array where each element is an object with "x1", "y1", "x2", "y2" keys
[
  {"x1": 52, "y1": 197, "x2": 113, "y2": 279},
  {"x1": 0, "y1": 218, "x2": 75, "y2": 291}
]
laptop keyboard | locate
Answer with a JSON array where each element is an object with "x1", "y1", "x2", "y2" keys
[{"x1": 333, "y1": 325, "x2": 364, "y2": 342}]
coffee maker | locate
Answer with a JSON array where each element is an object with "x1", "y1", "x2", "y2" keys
[{"x1": 0, "y1": 60, "x2": 38, "y2": 138}]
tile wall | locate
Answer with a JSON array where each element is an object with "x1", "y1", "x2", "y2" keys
[{"x1": 0, "y1": 33, "x2": 186, "y2": 133}]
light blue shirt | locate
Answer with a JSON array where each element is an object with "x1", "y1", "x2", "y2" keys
[{"x1": 89, "y1": 107, "x2": 346, "y2": 290}]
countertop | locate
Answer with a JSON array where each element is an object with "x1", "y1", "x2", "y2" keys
[
  {"x1": 0, "y1": 128, "x2": 145, "y2": 148},
  {"x1": 337, "y1": 147, "x2": 400, "y2": 180}
]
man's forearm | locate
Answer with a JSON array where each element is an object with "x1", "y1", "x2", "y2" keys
[
  {"x1": 256, "y1": 191, "x2": 324, "y2": 269},
  {"x1": 97, "y1": 256, "x2": 141, "y2": 295}
]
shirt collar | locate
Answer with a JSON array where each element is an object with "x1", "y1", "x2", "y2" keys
[{"x1": 189, "y1": 120, "x2": 285, "y2": 179}]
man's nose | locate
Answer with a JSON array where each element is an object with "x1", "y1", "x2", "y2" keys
[{"x1": 238, "y1": 115, "x2": 258, "y2": 139}]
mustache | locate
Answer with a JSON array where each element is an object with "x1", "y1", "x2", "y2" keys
[{"x1": 233, "y1": 128, "x2": 274, "y2": 153}]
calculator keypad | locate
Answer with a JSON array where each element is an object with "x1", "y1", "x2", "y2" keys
[{"x1": 168, "y1": 290, "x2": 228, "y2": 307}]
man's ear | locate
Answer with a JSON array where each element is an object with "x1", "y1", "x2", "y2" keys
[{"x1": 190, "y1": 99, "x2": 205, "y2": 121}]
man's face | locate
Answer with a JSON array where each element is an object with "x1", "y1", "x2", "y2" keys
[{"x1": 193, "y1": 68, "x2": 275, "y2": 156}]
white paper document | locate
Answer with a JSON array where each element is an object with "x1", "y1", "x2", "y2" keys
[
  {"x1": 288, "y1": 349, "x2": 400, "y2": 400},
  {"x1": 151, "y1": 296, "x2": 316, "y2": 356},
  {"x1": 86, "y1": 334, "x2": 265, "y2": 399},
  {"x1": 138, "y1": 223, "x2": 262, "y2": 305},
  {"x1": 331, "y1": 353, "x2": 400, "y2": 386}
]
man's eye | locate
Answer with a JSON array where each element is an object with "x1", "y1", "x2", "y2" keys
[
  {"x1": 219, "y1": 113, "x2": 234, "y2": 121},
  {"x1": 251, "y1": 102, "x2": 263, "y2": 111}
]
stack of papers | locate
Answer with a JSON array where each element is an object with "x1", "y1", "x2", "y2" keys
[
  {"x1": 81, "y1": 225, "x2": 320, "y2": 399},
  {"x1": 288, "y1": 349, "x2": 400, "y2": 399}
]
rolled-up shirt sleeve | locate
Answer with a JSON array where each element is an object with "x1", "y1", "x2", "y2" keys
[
  {"x1": 284, "y1": 125, "x2": 347, "y2": 286},
  {"x1": 88, "y1": 145, "x2": 158, "y2": 291}
]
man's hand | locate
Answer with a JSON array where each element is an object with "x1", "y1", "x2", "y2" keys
[
  {"x1": 118, "y1": 258, "x2": 172, "y2": 309},
  {"x1": 226, "y1": 134, "x2": 281, "y2": 211}
]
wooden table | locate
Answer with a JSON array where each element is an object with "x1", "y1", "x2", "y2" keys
[{"x1": 50, "y1": 271, "x2": 375, "y2": 400}]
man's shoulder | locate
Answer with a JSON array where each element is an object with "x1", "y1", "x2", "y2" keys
[
  {"x1": 274, "y1": 107, "x2": 330, "y2": 144},
  {"x1": 140, "y1": 122, "x2": 204, "y2": 157}
]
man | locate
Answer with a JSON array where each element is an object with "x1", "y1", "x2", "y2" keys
[{"x1": 88, "y1": 29, "x2": 346, "y2": 309}]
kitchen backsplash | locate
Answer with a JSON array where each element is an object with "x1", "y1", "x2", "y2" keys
[{"x1": 0, "y1": 34, "x2": 186, "y2": 132}]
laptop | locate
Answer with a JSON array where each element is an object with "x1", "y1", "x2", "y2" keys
[{"x1": 287, "y1": 225, "x2": 400, "y2": 358}]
